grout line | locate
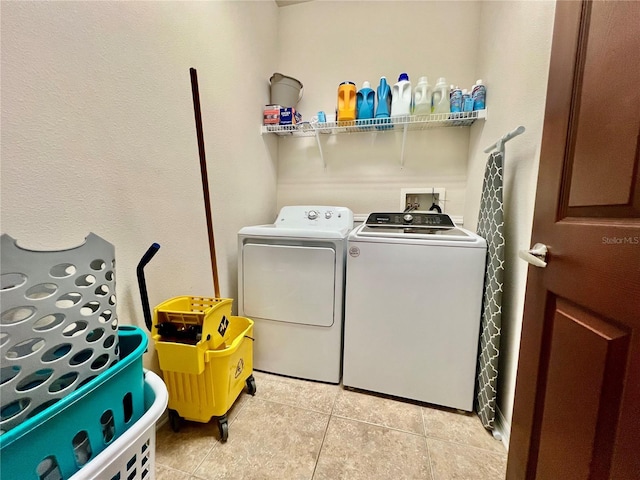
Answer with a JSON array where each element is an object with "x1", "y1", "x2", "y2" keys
[
  {"x1": 189, "y1": 393, "x2": 255, "y2": 475},
  {"x1": 309, "y1": 378, "x2": 340, "y2": 478},
  {"x1": 331, "y1": 413, "x2": 425, "y2": 438},
  {"x1": 310, "y1": 413, "x2": 333, "y2": 479},
  {"x1": 253, "y1": 394, "x2": 337, "y2": 416},
  {"x1": 420, "y1": 408, "x2": 437, "y2": 480},
  {"x1": 329, "y1": 382, "x2": 341, "y2": 416},
  {"x1": 229, "y1": 392, "x2": 252, "y2": 424},
  {"x1": 424, "y1": 435, "x2": 508, "y2": 455},
  {"x1": 421, "y1": 410, "x2": 437, "y2": 480},
  {"x1": 156, "y1": 462, "x2": 194, "y2": 477},
  {"x1": 189, "y1": 432, "x2": 219, "y2": 475},
  {"x1": 424, "y1": 436, "x2": 437, "y2": 480}
]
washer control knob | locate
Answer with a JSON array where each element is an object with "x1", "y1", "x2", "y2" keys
[
  {"x1": 325, "y1": 211, "x2": 333, "y2": 219},
  {"x1": 307, "y1": 210, "x2": 319, "y2": 220},
  {"x1": 403, "y1": 214, "x2": 414, "y2": 223}
]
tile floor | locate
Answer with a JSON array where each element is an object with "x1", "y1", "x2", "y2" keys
[{"x1": 155, "y1": 371, "x2": 507, "y2": 480}]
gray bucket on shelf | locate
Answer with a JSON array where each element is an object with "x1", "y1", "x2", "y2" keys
[{"x1": 270, "y1": 73, "x2": 303, "y2": 107}]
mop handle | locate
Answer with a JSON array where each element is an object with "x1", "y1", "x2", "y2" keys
[{"x1": 190, "y1": 67, "x2": 220, "y2": 298}]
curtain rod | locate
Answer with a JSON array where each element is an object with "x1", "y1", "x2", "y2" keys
[{"x1": 484, "y1": 125, "x2": 526, "y2": 154}]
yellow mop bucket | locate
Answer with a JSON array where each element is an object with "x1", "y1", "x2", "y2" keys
[{"x1": 151, "y1": 296, "x2": 255, "y2": 441}]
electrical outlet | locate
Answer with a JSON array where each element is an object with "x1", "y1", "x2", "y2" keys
[{"x1": 400, "y1": 188, "x2": 446, "y2": 212}]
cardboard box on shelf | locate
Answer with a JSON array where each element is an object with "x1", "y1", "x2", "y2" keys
[
  {"x1": 279, "y1": 107, "x2": 302, "y2": 125},
  {"x1": 263, "y1": 104, "x2": 281, "y2": 125}
]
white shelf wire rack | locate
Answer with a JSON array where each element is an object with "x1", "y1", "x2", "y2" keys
[
  {"x1": 261, "y1": 109, "x2": 487, "y2": 168},
  {"x1": 261, "y1": 109, "x2": 487, "y2": 137}
]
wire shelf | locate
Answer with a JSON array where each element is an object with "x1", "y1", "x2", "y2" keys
[{"x1": 261, "y1": 109, "x2": 487, "y2": 137}]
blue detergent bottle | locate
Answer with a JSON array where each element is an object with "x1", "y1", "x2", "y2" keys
[
  {"x1": 375, "y1": 76, "x2": 392, "y2": 130},
  {"x1": 376, "y1": 76, "x2": 391, "y2": 118},
  {"x1": 356, "y1": 81, "x2": 375, "y2": 120}
]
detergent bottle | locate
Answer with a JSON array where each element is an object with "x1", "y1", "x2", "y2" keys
[
  {"x1": 462, "y1": 89, "x2": 473, "y2": 112},
  {"x1": 431, "y1": 77, "x2": 450, "y2": 114},
  {"x1": 391, "y1": 73, "x2": 412, "y2": 117},
  {"x1": 472, "y1": 79, "x2": 487, "y2": 110},
  {"x1": 450, "y1": 86, "x2": 463, "y2": 113},
  {"x1": 337, "y1": 82, "x2": 357, "y2": 123},
  {"x1": 356, "y1": 81, "x2": 375, "y2": 120},
  {"x1": 375, "y1": 76, "x2": 392, "y2": 119},
  {"x1": 413, "y1": 76, "x2": 432, "y2": 116}
]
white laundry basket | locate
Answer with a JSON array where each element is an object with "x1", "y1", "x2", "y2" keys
[{"x1": 69, "y1": 370, "x2": 168, "y2": 480}]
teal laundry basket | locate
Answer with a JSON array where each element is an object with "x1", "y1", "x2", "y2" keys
[{"x1": 0, "y1": 326, "x2": 147, "y2": 480}]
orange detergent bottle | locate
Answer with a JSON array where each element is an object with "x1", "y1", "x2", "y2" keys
[{"x1": 337, "y1": 81, "x2": 357, "y2": 123}]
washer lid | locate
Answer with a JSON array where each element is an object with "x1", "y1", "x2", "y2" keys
[
  {"x1": 350, "y1": 222, "x2": 486, "y2": 247},
  {"x1": 356, "y1": 224, "x2": 477, "y2": 241}
]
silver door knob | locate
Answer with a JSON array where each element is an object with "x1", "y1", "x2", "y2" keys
[{"x1": 518, "y1": 243, "x2": 548, "y2": 268}]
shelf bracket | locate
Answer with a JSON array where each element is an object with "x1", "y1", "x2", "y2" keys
[
  {"x1": 314, "y1": 130, "x2": 326, "y2": 169},
  {"x1": 400, "y1": 122, "x2": 408, "y2": 167}
]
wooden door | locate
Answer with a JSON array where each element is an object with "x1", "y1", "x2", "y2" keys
[{"x1": 507, "y1": 1, "x2": 640, "y2": 479}]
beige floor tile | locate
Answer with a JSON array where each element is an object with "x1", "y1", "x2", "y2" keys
[
  {"x1": 156, "y1": 463, "x2": 193, "y2": 480},
  {"x1": 427, "y1": 439, "x2": 507, "y2": 480},
  {"x1": 156, "y1": 421, "x2": 217, "y2": 473},
  {"x1": 332, "y1": 388, "x2": 424, "y2": 435},
  {"x1": 251, "y1": 370, "x2": 340, "y2": 414},
  {"x1": 155, "y1": 391, "x2": 251, "y2": 472},
  {"x1": 422, "y1": 407, "x2": 505, "y2": 453},
  {"x1": 194, "y1": 398, "x2": 329, "y2": 479},
  {"x1": 313, "y1": 416, "x2": 432, "y2": 480},
  {"x1": 226, "y1": 390, "x2": 251, "y2": 424}
]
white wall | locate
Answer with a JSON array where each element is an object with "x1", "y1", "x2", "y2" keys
[
  {"x1": 466, "y1": 0, "x2": 556, "y2": 434},
  {"x1": 275, "y1": 1, "x2": 483, "y2": 219},
  {"x1": 1, "y1": 1, "x2": 279, "y2": 370}
]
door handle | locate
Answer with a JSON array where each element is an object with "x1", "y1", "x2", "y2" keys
[{"x1": 518, "y1": 243, "x2": 548, "y2": 268}]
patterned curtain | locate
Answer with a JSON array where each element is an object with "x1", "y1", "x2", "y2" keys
[{"x1": 475, "y1": 151, "x2": 505, "y2": 430}]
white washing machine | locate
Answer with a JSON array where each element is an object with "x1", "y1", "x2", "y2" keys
[
  {"x1": 343, "y1": 212, "x2": 486, "y2": 411},
  {"x1": 238, "y1": 206, "x2": 353, "y2": 383}
]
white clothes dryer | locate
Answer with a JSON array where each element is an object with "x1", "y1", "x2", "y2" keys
[
  {"x1": 238, "y1": 206, "x2": 354, "y2": 383},
  {"x1": 343, "y1": 212, "x2": 486, "y2": 411}
]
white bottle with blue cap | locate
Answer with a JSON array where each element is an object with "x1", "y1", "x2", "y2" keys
[
  {"x1": 472, "y1": 79, "x2": 486, "y2": 110},
  {"x1": 391, "y1": 73, "x2": 412, "y2": 117}
]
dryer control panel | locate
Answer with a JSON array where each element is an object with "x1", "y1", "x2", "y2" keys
[{"x1": 275, "y1": 205, "x2": 354, "y2": 232}]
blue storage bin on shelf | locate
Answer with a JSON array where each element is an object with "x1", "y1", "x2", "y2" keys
[{"x1": 0, "y1": 326, "x2": 147, "y2": 480}]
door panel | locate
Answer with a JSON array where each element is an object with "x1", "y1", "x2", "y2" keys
[
  {"x1": 568, "y1": 1, "x2": 640, "y2": 210},
  {"x1": 241, "y1": 244, "x2": 336, "y2": 327},
  {"x1": 534, "y1": 298, "x2": 629, "y2": 480},
  {"x1": 508, "y1": 1, "x2": 640, "y2": 479}
]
